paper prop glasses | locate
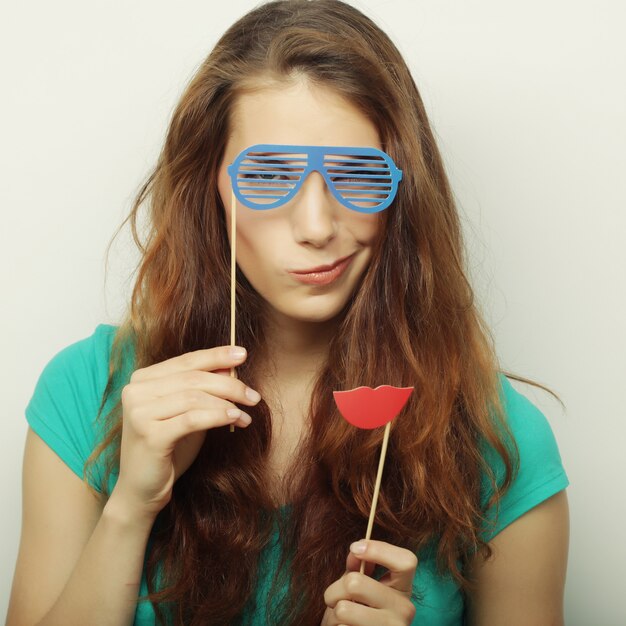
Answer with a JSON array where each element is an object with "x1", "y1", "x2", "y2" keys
[{"x1": 227, "y1": 144, "x2": 403, "y2": 214}]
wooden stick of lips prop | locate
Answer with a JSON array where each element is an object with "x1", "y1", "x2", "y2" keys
[{"x1": 333, "y1": 385, "x2": 414, "y2": 575}]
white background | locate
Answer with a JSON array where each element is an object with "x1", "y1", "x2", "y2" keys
[{"x1": 1, "y1": 1, "x2": 624, "y2": 623}]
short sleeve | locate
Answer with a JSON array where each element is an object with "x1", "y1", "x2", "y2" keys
[
  {"x1": 24, "y1": 324, "x2": 120, "y2": 493},
  {"x1": 478, "y1": 374, "x2": 570, "y2": 542}
]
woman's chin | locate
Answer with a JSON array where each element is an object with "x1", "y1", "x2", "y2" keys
[{"x1": 269, "y1": 298, "x2": 348, "y2": 326}]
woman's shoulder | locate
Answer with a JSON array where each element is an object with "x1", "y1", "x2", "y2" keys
[
  {"x1": 493, "y1": 373, "x2": 565, "y2": 463},
  {"x1": 24, "y1": 323, "x2": 124, "y2": 492},
  {"x1": 477, "y1": 372, "x2": 570, "y2": 541},
  {"x1": 31, "y1": 323, "x2": 119, "y2": 373},
  {"x1": 26, "y1": 323, "x2": 119, "y2": 404}
]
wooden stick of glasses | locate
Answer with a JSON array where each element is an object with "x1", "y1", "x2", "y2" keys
[{"x1": 229, "y1": 188, "x2": 237, "y2": 432}]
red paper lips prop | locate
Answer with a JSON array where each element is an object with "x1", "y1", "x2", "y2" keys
[{"x1": 333, "y1": 385, "x2": 414, "y2": 429}]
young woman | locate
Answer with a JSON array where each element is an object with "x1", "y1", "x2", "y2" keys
[{"x1": 8, "y1": 1, "x2": 569, "y2": 625}]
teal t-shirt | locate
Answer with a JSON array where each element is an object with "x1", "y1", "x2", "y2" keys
[{"x1": 24, "y1": 324, "x2": 570, "y2": 625}]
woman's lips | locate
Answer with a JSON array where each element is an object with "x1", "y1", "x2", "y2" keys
[{"x1": 288, "y1": 253, "x2": 355, "y2": 285}]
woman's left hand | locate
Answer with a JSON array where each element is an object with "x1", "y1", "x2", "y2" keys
[{"x1": 321, "y1": 539, "x2": 418, "y2": 626}]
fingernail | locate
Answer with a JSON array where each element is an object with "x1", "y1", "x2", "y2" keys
[
  {"x1": 226, "y1": 409, "x2": 241, "y2": 419},
  {"x1": 350, "y1": 541, "x2": 367, "y2": 554},
  {"x1": 240, "y1": 412, "x2": 252, "y2": 424},
  {"x1": 230, "y1": 346, "x2": 246, "y2": 359},
  {"x1": 245, "y1": 387, "x2": 261, "y2": 402}
]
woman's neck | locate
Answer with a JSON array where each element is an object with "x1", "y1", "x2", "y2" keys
[{"x1": 259, "y1": 309, "x2": 338, "y2": 386}]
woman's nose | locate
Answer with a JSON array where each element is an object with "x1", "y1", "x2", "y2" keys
[{"x1": 290, "y1": 170, "x2": 338, "y2": 247}]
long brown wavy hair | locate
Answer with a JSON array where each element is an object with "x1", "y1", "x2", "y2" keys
[{"x1": 83, "y1": 1, "x2": 563, "y2": 624}]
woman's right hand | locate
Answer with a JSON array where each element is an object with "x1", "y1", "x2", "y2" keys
[{"x1": 112, "y1": 345, "x2": 261, "y2": 520}]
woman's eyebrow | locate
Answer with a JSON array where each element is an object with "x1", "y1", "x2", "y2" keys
[{"x1": 245, "y1": 150, "x2": 383, "y2": 167}]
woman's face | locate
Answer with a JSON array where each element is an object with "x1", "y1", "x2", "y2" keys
[{"x1": 217, "y1": 78, "x2": 384, "y2": 325}]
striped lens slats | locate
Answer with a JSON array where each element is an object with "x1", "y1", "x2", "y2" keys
[
  {"x1": 235, "y1": 151, "x2": 305, "y2": 206},
  {"x1": 324, "y1": 152, "x2": 392, "y2": 211}
]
